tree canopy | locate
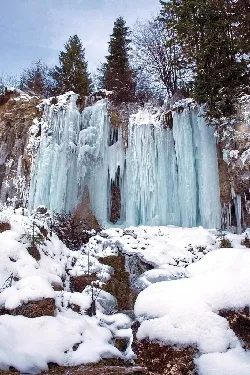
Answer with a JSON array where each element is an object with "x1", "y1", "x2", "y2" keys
[
  {"x1": 160, "y1": 0, "x2": 250, "y2": 120},
  {"x1": 103, "y1": 16, "x2": 135, "y2": 103},
  {"x1": 52, "y1": 35, "x2": 91, "y2": 97}
]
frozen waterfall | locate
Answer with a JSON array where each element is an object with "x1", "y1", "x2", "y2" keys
[{"x1": 29, "y1": 94, "x2": 221, "y2": 229}]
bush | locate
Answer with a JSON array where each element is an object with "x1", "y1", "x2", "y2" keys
[
  {"x1": 219, "y1": 235, "x2": 232, "y2": 248},
  {"x1": 241, "y1": 234, "x2": 250, "y2": 248},
  {"x1": 52, "y1": 212, "x2": 96, "y2": 250}
]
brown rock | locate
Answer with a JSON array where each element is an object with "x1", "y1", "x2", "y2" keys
[
  {"x1": 0, "y1": 298, "x2": 55, "y2": 318},
  {"x1": 114, "y1": 338, "x2": 128, "y2": 352},
  {"x1": 220, "y1": 308, "x2": 250, "y2": 349},
  {"x1": 131, "y1": 322, "x2": 197, "y2": 375},
  {"x1": 27, "y1": 244, "x2": 41, "y2": 261},
  {"x1": 70, "y1": 274, "x2": 97, "y2": 293},
  {"x1": 0, "y1": 369, "x2": 20, "y2": 375},
  {"x1": 0, "y1": 221, "x2": 11, "y2": 233},
  {"x1": 99, "y1": 255, "x2": 136, "y2": 311},
  {"x1": 133, "y1": 339, "x2": 198, "y2": 375},
  {"x1": 217, "y1": 142, "x2": 231, "y2": 204},
  {"x1": 110, "y1": 184, "x2": 121, "y2": 223}
]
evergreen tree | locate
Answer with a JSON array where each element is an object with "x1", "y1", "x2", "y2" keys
[
  {"x1": 52, "y1": 35, "x2": 91, "y2": 97},
  {"x1": 103, "y1": 17, "x2": 135, "y2": 103},
  {"x1": 160, "y1": 0, "x2": 249, "y2": 120}
]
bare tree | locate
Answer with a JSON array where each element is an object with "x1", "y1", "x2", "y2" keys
[
  {"x1": 132, "y1": 17, "x2": 190, "y2": 98},
  {"x1": 19, "y1": 60, "x2": 54, "y2": 97},
  {"x1": 0, "y1": 73, "x2": 19, "y2": 94}
]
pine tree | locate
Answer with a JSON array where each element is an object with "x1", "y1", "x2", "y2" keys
[
  {"x1": 52, "y1": 35, "x2": 91, "y2": 97},
  {"x1": 103, "y1": 17, "x2": 135, "y2": 103},
  {"x1": 160, "y1": 0, "x2": 249, "y2": 120}
]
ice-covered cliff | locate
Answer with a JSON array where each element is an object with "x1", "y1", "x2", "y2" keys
[{"x1": 29, "y1": 93, "x2": 221, "y2": 229}]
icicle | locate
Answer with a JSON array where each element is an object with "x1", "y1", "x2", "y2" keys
[{"x1": 235, "y1": 195, "x2": 242, "y2": 234}]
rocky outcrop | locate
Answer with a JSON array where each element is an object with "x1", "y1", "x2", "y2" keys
[
  {"x1": 0, "y1": 89, "x2": 42, "y2": 206},
  {"x1": 218, "y1": 99, "x2": 250, "y2": 231},
  {"x1": 131, "y1": 321, "x2": 198, "y2": 375},
  {"x1": 0, "y1": 221, "x2": 11, "y2": 232},
  {"x1": 27, "y1": 244, "x2": 41, "y2": 261}
]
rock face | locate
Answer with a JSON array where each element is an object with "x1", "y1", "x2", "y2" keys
[
  {"x1": 218, "y1": 99, "x2": 250, "y2": 231},
  {"x1": 131, "y1": 321, "x2": 198, "y2": 375},
  {"x1": 0, "y1": 90, "x2": 41, "y2": 206},
  {"x1": 0, "y1": 89, "x2": 249, "y2": 232}
]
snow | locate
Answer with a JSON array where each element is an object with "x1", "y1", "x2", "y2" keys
[
  {"x1": 1, "y1": 208, "x2": 250, "y2": 374},
  {"x1": 86, "y1": 226, "x2": 220, "y2": 278},
  {"x1": 134, "y1": 247, "x2": 250, "y2": 375},
  {"x1": 13, "y1": 89, "x2": 39, "y2": 102},
  {"x1": 0, "y1": 313, "x2": 118, "y2": 373},
  {"x1": 0, "y1": 276, "x2": 54, "y2": 310},
  {"x1": 196, "y1": 347, "x2": 250, "y2": 375},
  {"x1": 0, "y1": 208, "x2": 131, "y2": 373}
]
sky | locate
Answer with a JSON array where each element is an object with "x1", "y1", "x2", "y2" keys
[{"x1": 0, "y1": 0, "x2": 160, "y2": 77}]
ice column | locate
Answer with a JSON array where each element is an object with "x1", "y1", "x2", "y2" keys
[
  {"x1": 29, "y1": 96, "x2": 221, "y2": 229},
  {"x1": 29, "y1": 94, "x2": 80, "y2": 212},
  {"x1": 125, "y1": 110, "x2": 180, "y2": 226},
  {"x1": 172, "y1": 106, "x2": 221, "y2": 228}
]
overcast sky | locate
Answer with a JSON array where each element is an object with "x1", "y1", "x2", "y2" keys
[{"x1": 0, "y1": 0, "x2": 160, "y2": 77}]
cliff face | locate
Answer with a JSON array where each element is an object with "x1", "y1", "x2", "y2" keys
[
  {"x1": 0, "y1": 89, "x2": 249, "y2": 232},
  {"x1": 219, "y1": 98, "x2": 250, "y2": 231},
  {"x1": 0, "y1": 90, "x2": 41, "y2": 207}
]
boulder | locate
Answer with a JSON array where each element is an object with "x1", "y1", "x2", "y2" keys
[{"x1": 0, "y1": 298, "x2": 55, "y2": 318}]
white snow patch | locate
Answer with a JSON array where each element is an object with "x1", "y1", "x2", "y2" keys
[{"x1": 135, "y1": 248, "x2": 250, "y2": 374}]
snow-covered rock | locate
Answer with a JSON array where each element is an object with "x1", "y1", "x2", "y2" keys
[
  {"x1": 0, "y1": 208, "x2": 131, "y2": 373},
  {"x1": 134, "y1": 247, "x2": 250, "y2": 375}
]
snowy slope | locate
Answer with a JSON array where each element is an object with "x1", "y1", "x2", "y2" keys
[
  {"x1": 0, "y1": 207, "x2": 131, "y2": 373},
  {"x1": 85, "y1": 225, "x2": 250, "y2": 375},
  {"x1": 1, "y1": 206, "x2": 250, "y2": 374},
  {"x1": 135, "y1": 247, "x2": 250, "y2": 375}
]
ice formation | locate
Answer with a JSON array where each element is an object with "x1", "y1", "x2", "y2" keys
[{"x1": 29, "y1": 94, "x2": 221, "y2": 228}]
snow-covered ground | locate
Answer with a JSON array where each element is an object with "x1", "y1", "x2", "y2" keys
[
  {"x1": 0, "y1": 207, "x2": 131, "y2": 373},
  {"x1": 0, "y1": 207, "x2": 250, "y2": 374},
  {"x1": 135, "y1": 248, "x2": 250, "y2": 375},
  {"x1": 86, "y1": 226, "x2": 250, "y2": 375}
]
